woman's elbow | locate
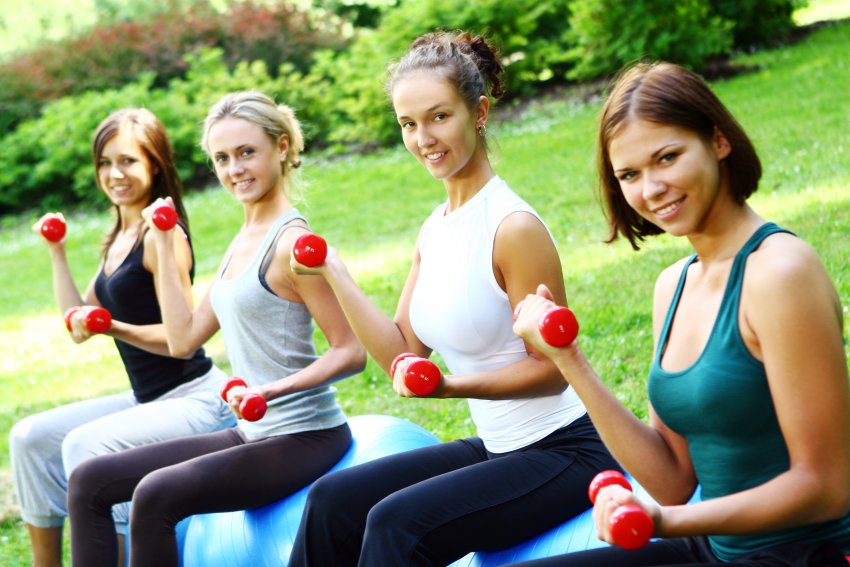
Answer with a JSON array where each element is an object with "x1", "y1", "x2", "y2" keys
[
  {"x1": 821, "y1": 484, "x2": 850, "y2": 521},
  {"x1": 168, "y1": 341, "x2": 196, "y2": 360},
  {"x1": 348, "y1": 343, "x2": 367, "y2": 375}
]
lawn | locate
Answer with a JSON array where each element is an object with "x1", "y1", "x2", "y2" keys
[{"x1": 0, "y1": 13, "x2": 848, "y2": 566}]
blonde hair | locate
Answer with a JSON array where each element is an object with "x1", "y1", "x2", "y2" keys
[{"x1": 201, "y1": 91, "x2": 305, "y2": 197}]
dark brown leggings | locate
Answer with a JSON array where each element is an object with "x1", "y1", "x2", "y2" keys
[{"x1": 68, "y1": 423, "x2": 350, "y2": 567}]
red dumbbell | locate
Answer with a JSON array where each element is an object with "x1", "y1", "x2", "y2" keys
[
  {"x1": 151, "y1": 204, "x2": 178, "y2": 231},
  {"x1": 292, "y1": 232, "x2": 328, "y2": 268},
  {"x1": 64, "y1": 306, "x2": 112, "y2": 334},
  {"x1": 588, "y1": 470, "x2": 654, "y2": 550},
  {"x1": 220, "y1": 377, "x2": 267, "y2": 422},
  {"x1": 513, "y1": 301, "x2": 579, "y2": 348},
  {"x1": 389, "y1": 352, "x2": 442, "y2": 396},
  {"x1": 40, "y1": 216, "x2": 67, "y2": 242}
]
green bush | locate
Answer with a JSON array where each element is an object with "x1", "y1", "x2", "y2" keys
[
  {"x1": 0, "y1": 75, "x2": 183, "y2": 213},
  {"x1": 0, "y1": 0, "x2": 814, "y2": 215},
  {"x1": 0, "y1": 1, "x2": 347, "y2": 133},
  {"x1": 308, "y1": 0, "x2": 576, "y2": 147},
  {"x1": 709, "y1": 0, "x2": 807, "y2": 48},
  {"x1": 0, "y1": 46, "x2": 354, "y2": 213},
  {"x1": 566, "y1": 0, "x2": 733, "y2": 81}
]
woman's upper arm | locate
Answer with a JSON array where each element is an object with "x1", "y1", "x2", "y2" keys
[
  {"x1": 647, "y1": 404, "x2": 699, "y2": 503},
  {"x1": 288, "y1": 246, "x2": 361, "y2": 349},
  {"x1": 493, "y1": 211, "x2": 566, "y2": 311},
  {"x1": 747, "y1": 239, "x2": 850, "y2": 499},
  {"x1": 82, "y1": 270, "x2": 103, "y2": 306},
  {"x1": 145, "y1": 228, "x2": 221, "y2": 348},
  {"x1": 143, "y1": 228, "x2": 194, "y2": 307},
  {"x1": 642, "y1": 261, "x2": 699, "y2": 501},
  {"x1": 391, "y1": 244, "x2": 431, "y2": 357}
]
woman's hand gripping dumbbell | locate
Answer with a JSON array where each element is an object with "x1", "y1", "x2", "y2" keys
[
  {"x1": 220, "y1": 377, "x2": 267, "y2": 422},
  {"x1": 389, "y1": 352, "x2": 442, "y2": 396},
  {"x1": 64, "y1": 306, "x2": 112, "y2": 334},
  {"x1": 588, "y1": 470, "x2": 655, "y2": 550},
  {"x1": 513, "y1": 298, "x2": 579, "y2": 347},
  {"x1": 38, "y1": 214, "x2": 67, "y2": 242}
]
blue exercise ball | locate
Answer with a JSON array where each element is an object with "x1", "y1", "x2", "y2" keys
[{"x1": 181, "y1": 414, "x2": 441, "y2": 567}]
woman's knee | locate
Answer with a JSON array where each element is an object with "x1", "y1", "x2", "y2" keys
[
  {"x1": 132, "y1": 469, "x2": 168, "y2": 509},
  {"x1": 365, "y1": 490, "x2": 413, "y2": 535},
  {"x1": 10, "y1": 415, "x2": 55, "y2": 457},
  {"x1": 67, "y1": 457, "x2": 109, "y2": 514},
  {"x1": 61, "y1": 425, "x2": 103, "y2": 473},
  {"x1": 305, "y1": 470, "x2": 351, "y2": 515}
]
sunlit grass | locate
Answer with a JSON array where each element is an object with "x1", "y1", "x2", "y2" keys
[{"x1": 794, "y1": 0, "x2": 850, "y2": 25}]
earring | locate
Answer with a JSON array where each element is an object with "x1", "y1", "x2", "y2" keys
[{"x1": 478, "y1": 124, "x2": 487, "y2": 137}]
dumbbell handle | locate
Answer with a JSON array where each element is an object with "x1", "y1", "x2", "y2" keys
[
  {"x1": 588, "y1": 470, "x2": 654, "y2": 550},
  {"x1": 64, "y1": 306, "x2": 112, "y2": 334},
  {"x1": 220, "y1": 377, "x2": 267, "y2": 422},
  {"x1": 389, "y1": 353, "x2": 442, "y2": 396},
  {"x1": 513, "y1": 301, "x2": 579, "y2": 347}
]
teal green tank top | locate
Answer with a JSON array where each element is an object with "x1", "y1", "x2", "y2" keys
[{"x1": 648, "y1": 222, "x2": 850, "y2": 560}]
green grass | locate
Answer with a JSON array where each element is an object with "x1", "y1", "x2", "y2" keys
[{"x1": 1, "y1": 14, "x2": 849, "y2": 566}]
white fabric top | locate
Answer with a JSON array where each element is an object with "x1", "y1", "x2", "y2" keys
[{"x1": 409, "y1": 176, "x2": 586, "y2": 453}]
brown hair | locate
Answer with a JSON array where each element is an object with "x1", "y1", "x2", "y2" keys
[
  {"x1": 598, "y1": 62, "x2": 762, "y2": 250},
  {"x1": 93, "y1": 108, "x2": 189, "y2": 255},
  {"x1": 387, "y1": 31, "x2": 504, "y2": 148}
]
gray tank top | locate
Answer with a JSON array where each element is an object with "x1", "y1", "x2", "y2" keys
[{"x1": 209, "y1": 210, "x2": 346, "y2": 440}]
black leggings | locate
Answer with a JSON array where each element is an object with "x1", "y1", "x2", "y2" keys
[
  {"x1": 68, "y1": 423, "x2": 350, "y2": 567},
  {"x1": 508, "y1": 536, "x2": 848, "y2": 567},
  {"x1": 288, "y1": 414, "x2": 618, "y2": 567}
]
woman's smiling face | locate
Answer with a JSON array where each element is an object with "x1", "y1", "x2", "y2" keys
[
  {"x1": 609, "y1": 119, "x2": 731, "y2": 237},
  {"x1": 97, "y1": 128, "x2": 155, "y2": 208},
  {"x1": 393, "y1": 71, "x2": 484, "y2": 183},
  {"x1": 207, "y1": 116, "x2": 288, "y2": 204}
]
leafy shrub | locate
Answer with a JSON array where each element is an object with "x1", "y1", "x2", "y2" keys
[
  {"x1": 0, "y1": 46, "x2": 344, "y2": 214},
  {"x1": 308, "y1": 0, "x2": 576, "y2": 147},
  {"x1": 0, "y1": 1, "x2": 347, "y2": 133},
  {"x1": 566, "y1": 0, "x2": 733, "y2": 81},
  {"x1": 709, "y1": 0, "x2": 806, "y2": 48}
]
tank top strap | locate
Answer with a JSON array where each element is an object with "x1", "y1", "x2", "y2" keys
[
  {"x1": 716, "y1": 222, "x2": 795, "y2": 329},
  {"x1": 218, "y1": 209, "x2": 306, "y2": 279},
  {"x1": 655, "y1": 253, "x2": 699, "y2": 362},
  {"x1": 257, "y1": 210, "x2": 308, "y2": 291},
  {"x1": 655, "y1": 222, "x2": 795, "y2": 365}
]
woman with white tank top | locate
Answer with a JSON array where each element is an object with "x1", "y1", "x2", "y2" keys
[{"x1": 287, "y1": 31, "x2": 618, "y2": 567}]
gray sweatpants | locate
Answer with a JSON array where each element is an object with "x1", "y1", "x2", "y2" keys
[{"x1": 9, "y1": 364, "x2": 235, "y2": 533}]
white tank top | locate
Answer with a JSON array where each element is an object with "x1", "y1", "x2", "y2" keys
[{"x1": 409, "y1": 176, "x2": 586, "y2": 453}]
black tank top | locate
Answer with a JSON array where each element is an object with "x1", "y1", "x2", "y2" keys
[{"x1": 94, "y1": 234, "x2": 212, "y2": 402}]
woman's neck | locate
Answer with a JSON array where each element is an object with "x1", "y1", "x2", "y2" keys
[
  {"x1": 443, "y1": 156, "x2": 495, "y2": 213},
  {"x1": 117, "y1": 204, "x2": 144, "y2": 232},
  {"x1": 687, "y1": 204, "x2": 765, "y2": 265},
  {"x1": 242, "y1": 186, "x2": 292, "y2": 228}
]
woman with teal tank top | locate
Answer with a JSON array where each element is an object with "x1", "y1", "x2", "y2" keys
[
  {"x1": 511, "y1": 62, "x2": 850, "y2": 566},
  {"x1": 66, "y1": 91, "x2": 366, "y2": 566}
]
